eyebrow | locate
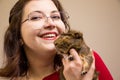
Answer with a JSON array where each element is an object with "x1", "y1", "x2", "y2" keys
[
  {"x1": 51, "y1": 10, "x2": 60, "y2": 13},
  {"x1": 29, "y1": 10, "x2": 60, "y2": 14}
]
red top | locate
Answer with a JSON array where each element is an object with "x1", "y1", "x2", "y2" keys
[{"x1": 43, "y1": 51, "x2": 113, "y2": 80}]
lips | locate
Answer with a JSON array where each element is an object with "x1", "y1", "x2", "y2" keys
[{"x1": 39, "y1": 32, "x2": 58, "y2": 40}]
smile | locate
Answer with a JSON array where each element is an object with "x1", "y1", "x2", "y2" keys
[{"x1": 39, "y1": 32, "x2": 58, "y2": 40}]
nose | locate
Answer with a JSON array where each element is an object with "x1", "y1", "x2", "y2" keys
[{"x1": 43, "y1": 17, "x2": 56, "y2": 29}]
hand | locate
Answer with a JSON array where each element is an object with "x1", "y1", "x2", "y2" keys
[
  {"x1": 62, "y1": 49, "x2": 95, "y2": 80},
  {"x1": 62, "y1": 49, "x2": 82, "y2": 80}
]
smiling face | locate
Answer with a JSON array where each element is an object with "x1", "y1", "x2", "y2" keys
[{"x1": 21, "y1": 0, "x2": 66, "y2": 56}]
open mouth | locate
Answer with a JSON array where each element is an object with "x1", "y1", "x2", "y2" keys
[{"x1": 39, "y1": 32, "x2": 58, "y2": 40}]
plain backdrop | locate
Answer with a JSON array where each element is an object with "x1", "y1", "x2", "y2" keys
[{"x1": 0, "y1": 0, "x2": 120, "y2": 80}]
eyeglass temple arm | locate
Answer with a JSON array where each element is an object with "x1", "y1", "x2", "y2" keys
[{"x1": 22, "y1": 19, "x2": 29, "y2": 23}]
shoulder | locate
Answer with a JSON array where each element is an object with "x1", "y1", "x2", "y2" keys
[
  {"x1": 92, "y1": 51, "x2": 113, "y2": 80},
  {"x1": 93, "y1": 50, "x2": 105, "y2": 65},
  {"x1": 93, "y1": 50, "x2": 101, "y2": 59},
  {"x1": 92, "y1": 50, "x2": 107, "y2": 70}
]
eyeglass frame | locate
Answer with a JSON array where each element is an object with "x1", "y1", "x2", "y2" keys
[{"x1": 21, "y1": 10, "x2": 69, "y2": 24}]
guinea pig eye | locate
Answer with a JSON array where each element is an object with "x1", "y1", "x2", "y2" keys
[{"x1": 74, "y1": 33, "x2": 82, "y2": 39}]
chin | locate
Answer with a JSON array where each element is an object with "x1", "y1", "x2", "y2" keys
[{"x1": 45, "y1": 43, "x2": 56, "y2": 52}]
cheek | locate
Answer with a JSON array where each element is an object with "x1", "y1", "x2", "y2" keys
[
  {"x1": 21, "y1": 22, "x2": 43, "y2": 36},
  {"x1": 21, "y1": 23, "x2": 37, "y2": 43},
  {"x1": 56, "y1": 21, "x2": 66, "y2": 33}
]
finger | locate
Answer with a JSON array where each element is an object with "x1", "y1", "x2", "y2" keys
[
  {"x1": 62, "y1": 57, "x2": 66, "y2": 66},
  {"x1": 62, "y1": 55, "x2": 73, "y2": 67},
  {"x1": 69, "y1": 49, "x2": 82, "y2": 62},
  {"x1": 62, "y1": 54, "x2": 69, "y2": 64},
  {"x1": 62, "y1": 54, "x2": 68, "y2": 59},
  {"x1": 86, "y1": 57, "x2": 95, "y2": 76}
]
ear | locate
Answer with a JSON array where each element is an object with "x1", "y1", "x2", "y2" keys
[{"x1": 20, "y1": 39, "x2": 24, "y2": 46}]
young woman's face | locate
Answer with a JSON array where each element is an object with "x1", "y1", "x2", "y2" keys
[{"x1": 21, "y1": 0, "x2": 66, "y2": 55}]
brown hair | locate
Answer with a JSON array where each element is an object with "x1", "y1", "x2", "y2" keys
[{"x1": 0, "y1": 0, "x2": 70, "y2": 79}]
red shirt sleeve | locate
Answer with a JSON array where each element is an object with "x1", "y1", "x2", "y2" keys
[{"x1": 93, "y1": 51, "x2": 113, "y2": 80}]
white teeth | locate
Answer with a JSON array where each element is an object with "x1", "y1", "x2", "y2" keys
[{"x1": 42, "y1": 34, "x2": 56, "y2": 38}]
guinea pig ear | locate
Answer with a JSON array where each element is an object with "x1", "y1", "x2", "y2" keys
[{"x1": 74, "y1": 32, "x2": 83, "y2": 39}]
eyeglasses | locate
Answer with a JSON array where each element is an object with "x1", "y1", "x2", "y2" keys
[{"x1": 22, "y1": 11, "x2": 69, "y2": 24}]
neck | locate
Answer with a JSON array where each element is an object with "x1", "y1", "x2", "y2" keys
[
  {"x1": 28, "y1": 63, "x2": 55, "y2": 80},
  {"x1": 25, "y1": 51, "x2": 56, "y2": 80}
]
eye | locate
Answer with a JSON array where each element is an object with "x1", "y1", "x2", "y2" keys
[
  {"x1": 51, "y1": 15, "x2": 61, "y2": 20},
  {"x1": 30, "y1": 16, "x2": 42, "y2": 21},
  {"x1": 29, "y1": 12, "x2": 43, "y2": 21}
]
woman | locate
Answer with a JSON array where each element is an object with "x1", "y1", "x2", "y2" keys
[{"x1": 0, "y1": 0, "x2": 113, "y2": 80}]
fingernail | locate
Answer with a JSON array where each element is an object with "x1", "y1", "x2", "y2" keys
[{"x1": 70, "y1": 49, "x2": 74, "y2": 53}]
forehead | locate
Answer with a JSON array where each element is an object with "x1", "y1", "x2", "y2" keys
[{"x1": 23, "y1": 0, "x2": 58, "y2": 16}]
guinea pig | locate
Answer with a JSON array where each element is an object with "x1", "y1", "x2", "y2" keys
[{"x1": 54, "y1": 30, "x2": 99, "y2": 80}]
